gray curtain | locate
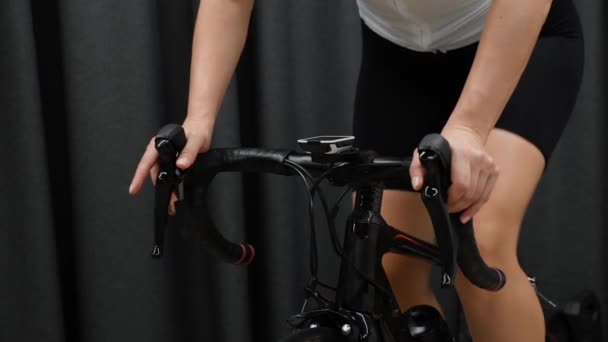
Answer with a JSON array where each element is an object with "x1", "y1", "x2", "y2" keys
[
  {"x1": 0, "y1": 1, "x2": 605, "y2": 341},
  {"x1": 518, "y1": 0, "x2": 606, "y2": 319}
]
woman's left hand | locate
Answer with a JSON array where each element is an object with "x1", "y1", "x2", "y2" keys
[{"x1": 409, "y1": 124, "x2": 499, "y2": 223}]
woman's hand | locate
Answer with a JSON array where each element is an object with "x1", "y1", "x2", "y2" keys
[
  {"x1": 409, "y1": 124, "x2": 499, "y2": 223},
  {"x1": 128, "y1": 115, "x2": 215, "y2": 214}
]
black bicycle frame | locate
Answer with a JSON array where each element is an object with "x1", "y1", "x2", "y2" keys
[
  {"x1": 283, "y1": 182, "x2": 450, "y2": 342},
  {"x1": 337, "y1": 184, "x2": 395, "y2": 313},
  {"x1": 149, "y1": 124, "x2": 506, "y2": 342},
  {"x1": 335, "y1": 184, "x2": 401, "y2": 339}
]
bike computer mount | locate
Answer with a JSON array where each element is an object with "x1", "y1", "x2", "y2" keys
[{"x1": 297, "y1": 135, "x2": 358, "y2": 163}]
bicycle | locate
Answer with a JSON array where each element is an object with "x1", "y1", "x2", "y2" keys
[{"x1": 149, "y1": 123, "x2": 509, "y2": 341}]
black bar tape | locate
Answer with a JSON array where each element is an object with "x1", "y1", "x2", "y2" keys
[
  {"x1": 418, "y1": 133, "x2": 507, "y2": 291},
  {"x1": 184, "y1": 148, "x2": 295, "y2": 187},
  {"x1": 182, "y1": 188, "x2": 256, "y2": 266},
  {"x1": 455, "y1": 219, "x2": 506, "y2": 291},
  {"x1": 178, "y1": 149, "x2": 309, "y2": 266}
]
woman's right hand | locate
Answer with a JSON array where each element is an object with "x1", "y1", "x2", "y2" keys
[{"x1": 128, "y1": 115, "x2": 215, "y2": 214}]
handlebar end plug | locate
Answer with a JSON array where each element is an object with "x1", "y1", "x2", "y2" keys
[
  {"x1": 233, "y1": 243, "x2": 256, "y2": 266},
  {"x1": 489, "y1": 269, "x2": 507, "y2": 292}
]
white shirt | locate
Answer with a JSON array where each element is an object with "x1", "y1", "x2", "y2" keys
[{"x1": 357, "y1": 0, "x2": 492, "y2": 52}]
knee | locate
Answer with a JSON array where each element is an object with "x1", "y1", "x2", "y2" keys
[{"x1": 470, "y1": 221, "x2": 520, "y2": 268}]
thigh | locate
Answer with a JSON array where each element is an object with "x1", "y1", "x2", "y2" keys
[
  {"x1": 354, "y1": 23, "x2": 454, "y2": 242},
  {"x1": 495, "y1": 33, "x2": 584, "y2": 162},
  {"x1": 454, "y1": 33, "x2": 584, "y2": 259},
  {"x1": 353, "y1": 22, "x2": 453, "y2": 158}
]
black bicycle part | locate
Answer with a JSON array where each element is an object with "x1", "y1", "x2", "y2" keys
[
  {"x1": 152, "y1": 123, "x2": 186, "y2": 257},
  {"x1": 335, "y1": 184, "x2": 400, "y2": 315},
  {"x1": 545, "y1": 290, "x2": 602, "y2": 342},
  {"x1": 282, "y1": 159, "x2": 329, "y2": 287},
  {"x1": 151, "y1": 125, "x2": 257, "y2": 264},
  {"x1": 179, "y1": 148, "x2": 293, "y2": 264},
  {"x1": 284, "y1": 304, "x2": 454, "y2": 342},
  {"x1": 399, "y1": 305, "x2": 453, "y2": 342},
  {"x1": 179, "y1": 185, "x2": 255, "y2": 265},
  {"x1": 148, "y1": 125, "x2": 603, "y2": 342},
  {"x1": 149, "y1": 124, "x2": 508, "y2": 342},
  {"x1": 285, "y1": 306, "x2": 399, "y2": 342},
  {"x1": 278, "y1": 327, "x2": 350, "y2": 342},
  {"x1": 331, "y1": 183, "x2": 456, "y2": 341},
  {"x1": 417, "y1": 134, "x2": 457, "y2": 287},
  {"x1": 418, "y1": 134, "x2": 506, "y2": 291},
  {"x1": 151, "y1": 124, "x2": 505, "y2": 291},
  {"x1": 149, "y1": 125, "x2": 505, "y2": 342}
]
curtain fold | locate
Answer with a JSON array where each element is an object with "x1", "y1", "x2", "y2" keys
[{"x1": 1, "y1": 1, "x2": 67, "y2": 342}]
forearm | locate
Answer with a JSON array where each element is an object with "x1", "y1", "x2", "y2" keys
[
  {"x1": 187, "y1": 0, "x2": 255, "y2": 121},
  {"x1": 446, "y1": 0, "x2": 552, "y2": 141}
]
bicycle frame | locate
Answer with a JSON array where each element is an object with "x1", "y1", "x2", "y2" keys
[
  {"x1": 149, "y1": 124, "x2": 505, "y2": 342},
  {"x1": 282, "y1": 184, "x2": 451, "y2": 342}
]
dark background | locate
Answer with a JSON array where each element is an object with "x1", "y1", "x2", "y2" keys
[{"x1": 0, "y1": 1, "x2": 605, "y2": 341}]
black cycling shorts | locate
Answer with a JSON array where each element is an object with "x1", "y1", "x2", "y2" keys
[{"x1": 353, "y1": 0, "x2": 584, "y2": 163}]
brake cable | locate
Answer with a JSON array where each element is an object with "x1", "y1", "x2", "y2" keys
[{"x1": 284, "y1": 159, "x2": 396, "y2": 305}]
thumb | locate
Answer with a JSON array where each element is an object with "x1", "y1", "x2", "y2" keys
[
  {"x1": 176, "y1": 134, "x2": 209, "y2": 169},
  {"x1": 409, "y1": 149, "x2": 425, "y2": 191}
]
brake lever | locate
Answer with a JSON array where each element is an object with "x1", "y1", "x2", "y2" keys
[
  {"x1": 419, "y1": 151, "x2": 458, "y2": 287},
  {"x1": 417, "y1": 134, "x2": 458, "y2": 287},
  {"x1": 152, "y1": 124, "x2": 186, "y2": 258}
]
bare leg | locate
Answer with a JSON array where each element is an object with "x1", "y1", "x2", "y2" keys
[
  {"x1": 455, "y1": 129, "x2": 545, "y2": 341},
  {"x1": 380, "y1": 129, "x2": 545, "y2": 341},
  {"x1": 381, "y1": 191, "x2": 441, "y2": 312}
]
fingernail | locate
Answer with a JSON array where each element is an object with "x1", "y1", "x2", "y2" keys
[
  {"x1": 461, "y1": 215, "x2": 471, "y2": 224},
  {"x1": 412, "y1": 176, "x2": 421, "y2": 189},
  {"x1": 128, "y1": 184, "x2": 133, "y2": 194},
  {"x1": 177, "y1": 157, "x2": 188, "y2": 166}
]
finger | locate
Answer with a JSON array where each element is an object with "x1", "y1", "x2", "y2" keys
[
  {"x1": 480, "y1": 169, "x2": 499, "y2": 206},
  {"x1": 129, "y1": 139, "x2": 158, "y2": 195},
  {"x1": 468, "y1": 160, "x2": 499, "y2": 218},
  {"x1": 447, "y1": 154, "x2": 471, "y2": 212},
  {"x1": 149, "y1": 164, "x2": 159, "y2": 186},
  {"x1": 409, "y1": 149, "x2": 425, "y2": 190},
  {"x1": 459, "y1": 171, "x2": 490, "y2": 223},
  {"x1": 176, "y1": 134, "x2": 209, "y2": 169},
  {"x1": 168, "y1": 192, "x2": 178, "y2": 216},
  {"x1": 451, "y1": 165, "x2": 478, "y2": 213},
  {"x1": 472, "y1": 170, "x2": 489, "y2": 205}
]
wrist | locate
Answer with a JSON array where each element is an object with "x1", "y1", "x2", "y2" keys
[
  {"x1": 187, "y1": 95, "x2": 221, "y2": 120},
  {"x1": 443, "y1": 102, "x2": 494, "y2": 140},
  {"x1": 187, "y1": 106, "x2": 217, "y2": 120},
  {"x1": 442, "y1": 121, "x2": 487, "y2": 145},
  {"x1": 183, "y1": 112, "x2": 216, "y2": 133},
  {"x1": 446, "y1": 88, "x2": 499, "y2": 143}
]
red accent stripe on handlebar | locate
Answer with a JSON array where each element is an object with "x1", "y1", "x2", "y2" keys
[
  {"x1": 393, "y1": 234, "x2": 439, "y2": 256},
  {"x1": 244, "y1": 245, "x2": 256, "y2": 266},
  {"x1": 234, "y1": 244, "x2": 247, "y2": 265},
  {"x1": 490, "y1": 270, "x2": 504, "y2": 291}
]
